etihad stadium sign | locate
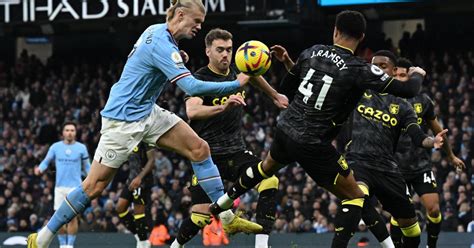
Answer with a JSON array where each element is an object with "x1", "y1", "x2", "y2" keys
[{"x1": 0, "y1": 0, "x2": 227, "y2": 23}]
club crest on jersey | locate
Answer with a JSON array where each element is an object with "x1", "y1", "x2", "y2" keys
[
  {"x1": 389, "y1": 104, "x2": 399, "y2": 115},
  {"x1": 337, "y1": 156, "x2": 349, "y2": 170},
  {"x1": 414, "y1": 103, "x2": 423, "y2": 113},
  {"x1": 65, "y1": 149, "x2": 72, "y2": 156}
]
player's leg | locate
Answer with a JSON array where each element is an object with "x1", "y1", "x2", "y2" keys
[
  {"x1": 172, "y1": 203, "x2": 211, "y2": 248},
  {"x1": 33, "y1": 161, "x2": 118, "y2": 248},
  {"x1": 390, "y1": 217, "x2": 403, "y2": 248},
  {"x1": 255, "y1": 175, "x2": 279, "y2": 248},
  {"x1": 132, "y1": 188, "x2": 151, "y2": 247},
  {"x1": 416, "y1": 171, "x2": 441, "y2": 248},
  {"x1": 116, "y1": 194, "x2": 137, "y2": 235},
  {"x1": 66, "y1": 217, "x2": 78, "y2": 248},
  {"x1": 153, "y1": 118, "x2": 224, "y2": 203},
  {"x1": 376, "y1": 177, "x2": 421, "y2": 248},
  {"x1": 53, "y1": 188, "x2": 68, "y2": 248},
  {"x1": 352, "y1": 166, "x2": 394, "y2": 248},
  {"x1": 325, "y1": 171, "x2": 366, "y2": 248},
  {"x1": 211, "y1": 128, "x2": 291, "y2": 213},
  {"x1": 358, "y1": 185, "x2": 394, "y2": 248}
]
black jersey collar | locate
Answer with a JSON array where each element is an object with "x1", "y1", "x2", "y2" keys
[
  {"x1": 207, "y1": 65, "x2": 230, "y2": 76},
  {"x1": 334, "y1": 44, "x2": 354, "y2": 54}
]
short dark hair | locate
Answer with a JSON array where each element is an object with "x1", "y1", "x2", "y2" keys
[
  {"x1": 205, "y1": 28, "x2": 233, "y2": 47},
  {"x1": 62, "y1": 121, "x2": 77, "y2": 130},
  {"x1": 396, "y1": 57, "x2": 413, "y2": 70},
  {"x1": 373, "y1": 50, "x2": 397, "y2": 65},
  {"x1": 335, "y1": 10, "x2": 366, "y2": 40}
]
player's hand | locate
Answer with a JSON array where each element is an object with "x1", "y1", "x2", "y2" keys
[
  {"x1": 270, "y1": 45, "x2": 290, "y2": 62},
  {"x1": 408, "y1": 66, "x2": 426, "y2": 77},
  {"x1": 129, "y1": 177, "x2": 142, "y2": 191},
  {"x1": 224, "y1": 94, "x2": 246, "y2": 111},
  {"x1": 273, "y1": 93, "x2": 289, "y2": 109},
  {"x1": 448, "y1": 155, "x2": 466, "y2": 172},
  {"x1": 236, "y1": 73, "x2": 250, "y2": 87},
  {"x1": 179, "y1": 50, "x2": 189, "y2": 64},
  {"x1": 34, "y1": 166, "x2": 42, "y2": 176},
  {"x1": 433, "y1": 129, "x2": 448, "y2": 149}
]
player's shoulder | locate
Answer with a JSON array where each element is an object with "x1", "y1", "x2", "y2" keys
[
  {"x1": 75, "y1": 142, "x2": 88, "y2": 150},
  {"x1": 194, "y1": 66, "x2": 212, "y2": 79},
  {"x1": 420, "y1": 93, "x2": 435, "y2": 105},
  {"x1": 51, "y1": 141, "x2": 63, "y2": 148}
]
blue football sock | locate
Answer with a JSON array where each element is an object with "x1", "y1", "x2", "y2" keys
[
  {"x1": 47, "y1": 187, "x2": 90, "y2": 233},
  {"x1": 67, "y1": 235, "x2": 76, "y2": 246},
  {"x1": 191, "y1": 156, "x2": 224, "y2": 202},
  {"x1": 58, "y1": 234, "x2": 67, "y2": 246}
]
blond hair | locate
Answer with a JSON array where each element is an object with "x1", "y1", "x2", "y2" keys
[{"x1": 167, "y1": 0, "x2": 205, "y2": 22}]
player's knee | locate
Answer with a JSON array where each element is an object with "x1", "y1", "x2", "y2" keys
[
  {"x1": 190, "y1": 212, "x2": 211, "y2": 228},
  {"x1": 257, "y1": 175, "x2": 279, "y2": 192},
  {"x1": 189, "y1": 138, "x2": 210, "y2": 162},
  {"x1": 426, "y1": 204, "x2": 440, "y2": 218}
]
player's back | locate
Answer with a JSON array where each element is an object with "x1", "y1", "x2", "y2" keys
[
  {"x1": 278, "y1": 44, "x2": 392, "y2": 144},
  {"x1": 101, "y1": 23, "x2": 185, "y2": 122}
]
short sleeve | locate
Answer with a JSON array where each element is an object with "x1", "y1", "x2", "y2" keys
[
  {"x1": 357, "y1": 63, "x2": 394, "y2": 92},
  {"x1": 151, "y1": 36, "x2": 191, "y2": 83}
]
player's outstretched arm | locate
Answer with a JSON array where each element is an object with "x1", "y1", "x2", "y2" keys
[
  {"x1": 185, "y1": 95, "x2": 245, "y2": 120},
  {"x1": 381, "y1": 67, "x2": 426, "y2": 98},
  {"x1": 406, "y1": 122, "x2": 447, "y2": 149},
  {"x1": 176, "y1": 73, "x2": 249, "y2": 96},
  {"x1": 249, "y1": 76, "x2": 288, "y2": 109},
  {"x1": 35, "y1": 145, "x2": 55, "y2": 175},
  {"x1": 428, "y1": 119, "x2": 466, "y2": 171}
]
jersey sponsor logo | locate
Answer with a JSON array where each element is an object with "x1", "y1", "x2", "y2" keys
[
  {"x1": 414, "y1": 103, "x2": 423, "y2": 114},
  {"x1": 211, "y1": 91, "x2": 246, "y2": 106},
  {"x1": 105, "y1": 149, "x2": 117, "y2": 161},
  {"x1": 357, "y1": 104, "x2": 398, "y2": 127},
  {"x1": 171, "y1": 51, "x2": 185, "y2": 69},
  {"x1": 389, "y1": 104, "x2": 399, "y2": 114}
]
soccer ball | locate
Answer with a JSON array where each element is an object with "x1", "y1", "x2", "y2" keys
[{"x1": 235, "y1": 40, "x2": 271, "y2": 76}]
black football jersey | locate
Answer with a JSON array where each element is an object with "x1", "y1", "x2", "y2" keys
[
  {"x1": 186, "y1": 65, "x2": 246, "y2": 156},
  {"x1": 395, "y1": 93, "x2": 436, "y2": 175},
  {"x1": 346, "y1": 90, "x2": 418, "y2": 173},
  {"x1": 277, "y1": 44, "x2": 395, "y2": 145}
]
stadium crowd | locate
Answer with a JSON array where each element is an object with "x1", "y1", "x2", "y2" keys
[{"x1": 0, "y1": 30, "x2": 472, "y2": 243}]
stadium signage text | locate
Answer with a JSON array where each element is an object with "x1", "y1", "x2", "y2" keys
[{"x1": 0, "y1": 0, "x2": 226, "y2": 23}]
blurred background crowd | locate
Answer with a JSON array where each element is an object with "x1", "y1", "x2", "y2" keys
[{"x1": 0, "y1": 27, "x2": 472, "y2": 243}]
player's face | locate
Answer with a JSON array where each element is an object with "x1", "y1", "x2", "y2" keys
[
  {"x1": 395, "y1": 67, "x2": 409, "y2": 82},
  {"x1": 62, "y1": 124, "x2": 76, "y2": 143},
  {"x1": 206, "y1": 39, "x2": 233, "y2": 72},
  {"x1": 371, "y1": 56, "x2": 395, "y2": 76},
  {"x1": 177, "y1": 8, "x2": 205, "y2": 40}
]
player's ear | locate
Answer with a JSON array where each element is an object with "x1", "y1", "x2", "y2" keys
[
  {"x1": 358, "y1": 33, "x2": 365, "y2": 42},
  {"x1": 206, "y1": 47, "x2": 210, "y2": 56}
]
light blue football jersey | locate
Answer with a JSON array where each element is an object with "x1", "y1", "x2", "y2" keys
[{"x1": 39, "y1": 141, "x2": 90, "y2": 188}]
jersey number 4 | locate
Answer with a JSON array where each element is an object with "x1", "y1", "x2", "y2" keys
[{"x1": 298, "y1": 68, "x2": 334, "y2": 110}]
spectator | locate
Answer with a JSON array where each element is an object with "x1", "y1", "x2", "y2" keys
[{"x1": 202, "y1": 216, "x2": 229, "y2": 246}]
